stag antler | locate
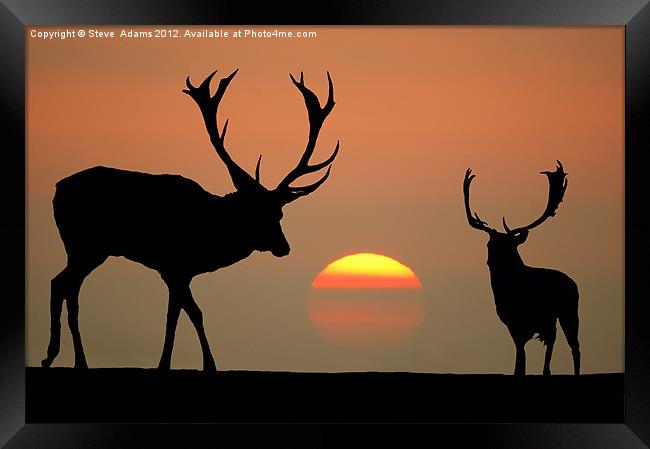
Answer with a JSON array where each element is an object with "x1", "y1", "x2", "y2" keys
[
  {"x1": 464, "y1": 168, "x2": 495, "y2": 234},
  {"x1": 275, "y1": 72, "x2": 339, "y2": 203},
  {"x1": 184, "y1": 69, "x2": 262, "y2": 192},
  {"x1": 502, "y1": 161, "x2": 568, "y2": 235}
]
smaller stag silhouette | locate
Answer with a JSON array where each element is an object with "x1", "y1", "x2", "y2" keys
[
  {"x1": 463, "y1": 161, "x2": 580, "y2": 376},
  {"x1": 41, "y1": 69, "x2": 339, "y2": 372}
]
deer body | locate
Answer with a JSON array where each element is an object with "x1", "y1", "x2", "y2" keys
[
  {"x1": 54, "y1": 166, "x2": 283, "y2": 276},
  {"x1": 490, "y1": 266, "x2": 577, "y2": 331},
  {"x1": 42, "y1": 69, "x2": 339, "y2": 372},
  {"x1": 489, "y1": 262, "x2": 580, "y2": 370},
  {"x1": 463, "y1": 162, "x2": 580, "y2": 376}
]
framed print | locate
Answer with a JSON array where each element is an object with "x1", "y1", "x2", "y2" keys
[{"x1": 1, "y1": 1, "x2": 650, "y2": 448}]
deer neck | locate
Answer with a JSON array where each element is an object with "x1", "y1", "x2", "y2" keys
[
  {"x1": 486, "y1": 249, "x2": 526, "y2": 275},
  {"x1": 487, "y1": 249, "x2": 526, "y2": 318},
  {"x1": 213, "y1": 192, "x2": 262, "y2": 252}
]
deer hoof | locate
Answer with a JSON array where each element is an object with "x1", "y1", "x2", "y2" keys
[
  {"x1": 203, "y1": 362, "x2": 217, "y2": 374},
  {"x1": 74, "y1": 360, "x2": 88, "y2": 369}
]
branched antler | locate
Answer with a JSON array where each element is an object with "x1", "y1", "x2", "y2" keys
[
  {"x1": 184, "y1": 69, "x2": 262, "y2": 192},
  {"x1": 184, "y1": 69, "x2": 339, "y2": 200},
  {"x1": 275, "y1": 72, "x2": 339, "y2": 203}
]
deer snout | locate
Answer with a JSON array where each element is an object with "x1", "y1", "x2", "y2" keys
[
  {"x1": 272, "y1": 240, "x2": 290, "y2": 257},
  {"x1": 270, "y1": 232, "x2": 291, "y2": 257}
]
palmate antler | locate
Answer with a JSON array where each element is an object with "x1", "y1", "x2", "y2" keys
[{"x1": 502, "y1": 161, "x2": 568, "y2": 235}]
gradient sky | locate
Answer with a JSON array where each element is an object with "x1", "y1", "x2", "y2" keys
[{"x1": 27, "y1": 26, "x2": 623, "y2": 373}]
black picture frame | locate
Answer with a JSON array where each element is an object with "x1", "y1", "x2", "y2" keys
[{"x1": 2, "y1": 1, "x2": 649, "y2": 447}]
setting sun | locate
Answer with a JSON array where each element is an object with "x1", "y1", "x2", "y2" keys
[
  {"x1": 311, "y1": 253, "x2": 423, "y2": 289},
  {"x1": 309, "y1": 253, "x2": 425, "y2": 347}
]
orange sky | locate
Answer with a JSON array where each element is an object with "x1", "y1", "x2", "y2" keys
[{"x1": 26, "y1": 26, "x2": 623, "y2": 373}]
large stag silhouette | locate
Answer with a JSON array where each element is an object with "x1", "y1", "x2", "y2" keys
[
  {"x1": 463, "y1": 161, "x2": 580, "y2": 376},
  {"x1": 41, "y1": 69, "x2": 339, "y2": 372}
]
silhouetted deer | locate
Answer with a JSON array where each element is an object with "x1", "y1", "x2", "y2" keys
[
  {"x1": 463, "y1": 161, "x2": 580, "y2": 376},
  {"x1": 41, "y1": 69, "x2": 339, "y2": 372}
]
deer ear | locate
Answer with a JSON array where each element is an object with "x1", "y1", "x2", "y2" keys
[{"x1": 514, "y1": 230, "x2": 529, "y2": 245}]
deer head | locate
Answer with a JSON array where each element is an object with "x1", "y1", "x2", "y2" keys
[
  {"x1": 463, "y1": 161, "x2": 568, "y2": 269},
  {"x1": 183, "y1": 69, "x2": 339, "y2": 257}
]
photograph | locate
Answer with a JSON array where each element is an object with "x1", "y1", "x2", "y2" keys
[
  {"x1": 25, "y1": 25, "x2": 623, "y2": 423},
  {"x1": 1, "y1": 1, "x2": 649, "y2": 447}
]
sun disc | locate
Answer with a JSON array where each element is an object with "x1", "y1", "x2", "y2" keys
[{"x1": 309, "y1": 253, "x2": 425, "y2": 348}]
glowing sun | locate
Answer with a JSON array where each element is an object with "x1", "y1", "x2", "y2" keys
[{"x1": 308, "y1": 253, "x2": 426, "y2": 347}]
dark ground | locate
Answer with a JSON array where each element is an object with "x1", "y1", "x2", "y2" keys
[{"x1": 26, "y1": 367, "x2": 623, "y2": 423}]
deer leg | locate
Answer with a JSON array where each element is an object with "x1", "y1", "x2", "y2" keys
[
  {"x1": 43, "y1": 256, "x2": 104, "y2": 369},
  {"x1": 560, "y1": 314, "x2": 580, "y2": 376},
  {"x1": 41, "y1": 269, "x2": 69, "y2": 368},
  {"x1": 559, "y1": 313, "x2": 581, "y2": 376},
  {"x1": 542, "y1": 325, "x2": 557, "y2": 376},
  {"x1": 158, "y1": 290, "x2": 182, "y2": 371},
  {"x1": 66, "y1": 286, "x2": 87, "y2": 369},
  {"x1": 65, "y1": 257, "x2": 106, "y2": 369},
  {"x1": 570, "y1": 341, "x2": 581, "y2": 376},
  {"x1": 513, "y1": 340, "x2": 526, "y2": 376},
  {"x1": 179, "y1": 286, "x2": 217, "y2": 373}
]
